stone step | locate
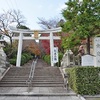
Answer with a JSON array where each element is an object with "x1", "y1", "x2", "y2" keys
[
  {"x1": 6, "y1": 73, "x2": 30, "y2": 75},
  {"x1": 3, "y1": 76, "x2": 28, "y2": 78},
  {"x1": 0, "y1": 84, "x2": 27, "y2": 87},
  {"x1": 0, "y1": 81, "x2": 64, "y2": 84},
  {"x1": 34, "y1": 74, "x2": 62, "y2": 76},
  {"x1": 0, "y1": 84, "x2": 64, "y2": 87},
  {"x1": 33, "y1": 77, "x2": 63, "y2": 79},
  {"x1": 1, "y1": 77, "x2": 63, "y2": 80},
  {"x1": 1, "y1": 79, "x2": 63, "y2": 83},
  {"x1": 32, "y1": 84, "x2": 64, "y2": 87},
  {"x1": 0, "y1": 93, "x2": 77, "y2": 96},
  {"x1": 3, "y1": 76, "x2": 62, "y2": 79},
  {"x1": 3, "y1": 76, "x2": 29, "y2": 78},
  {"x1": 2, "y1": 79, "x2": 63, "y2": 82},
  {"x1": 6, "y1": 72, "x2": 61, "y2": 76},
  {"x1": 3, "y1": 76, "x2": 63, "y2": 78}
]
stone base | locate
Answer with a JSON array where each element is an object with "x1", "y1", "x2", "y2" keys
[{"x1": 0, "y1": 67, "x2": 6, "y2": 77}]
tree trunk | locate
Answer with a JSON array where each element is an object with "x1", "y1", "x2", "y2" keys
[
  {"x1": 9, "y1": 36, "x2": 12, "y2": 48},
  {"x1": 86, "y1": 36, "x2": 90, "y2": 54},
  {"x1": 5, "y1": 34, "x2": 12, "y2": 48}
]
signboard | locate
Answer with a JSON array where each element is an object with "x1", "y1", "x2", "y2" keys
[
  {"x1": 81, "y1": 55, "x2": 94, "y2": 66},
  {"x1": 34, "y1": 30, "x2": 38, "y2": 39},
  {"x1": 53, "y1": 47, "x2": 58, "y2": 63},
  {"x1": 94, "y1": 37, "x2": 100, "y2": 67}
]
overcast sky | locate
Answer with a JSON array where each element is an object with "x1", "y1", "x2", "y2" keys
[{"x1": 0, "y1": 0, "x2": 67, "y2": 29}]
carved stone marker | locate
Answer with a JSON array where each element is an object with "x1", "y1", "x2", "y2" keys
[
  {"x1": 94, "y1": 37, "x2": 100, "y2": 67},
  {"x1": 81, "y1": 54, "x2": 94, "y2": 66}
]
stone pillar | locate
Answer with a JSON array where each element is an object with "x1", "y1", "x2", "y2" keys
[
  {"x1": 16, "y1": 33, "x2": 23, "y2": 67},
  {"x1": 50, "y1": 32, "x2": 54, "y2": 66},
  {"x1": 67, "y1": 51, "x2": 70, "y2": 66}
]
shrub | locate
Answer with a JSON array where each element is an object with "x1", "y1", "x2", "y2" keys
[
  {"x1": 23, "y1": 53, "x2": 31, "y2": 61},
  {"x1": 9, "y1": 59, "x2": 16, "y2": 65},
  {"x1": 9, "y1": 52, "x2": 33, "y2": 66},
  {"x1": 4, "y1": 43, "x2": 17, "y2": 59},
  {"x1": 66, "y1": 67, "x2": 100, "y2": 95},
  {"x1": 43, "y1": 55, "x2": 50, "y2": 64},
  {"x1": 46, "y1": 55, "x2": 50, "y2": 64},
  {"x1": 57, "y1": 52, "x2": 63, "y2": 67},
  {"x1": 21, "y1": 55, "x2": 27, "y2": 65},
  {"x1": 26, "y1": 53, "x2": 33, "y2": 60},
  {"x1": 42, "y1": 52, "x2": 63, "y2": 66},
  {"x1": 21, "y1": 53, "x2": 33, "y2": 65},
  {"x1": 42, "y1": 55, "x2": 45, "y2": 59}
]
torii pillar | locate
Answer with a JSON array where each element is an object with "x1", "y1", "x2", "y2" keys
[
  {"x1": 16, "y1": 32, "x2": 23, "y2": 67},
  {"x1": 50, "y1": 32, "x2": 54, "y2": 66}
]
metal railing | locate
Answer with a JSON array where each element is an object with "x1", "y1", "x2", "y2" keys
[{"x1": 27, "y1": 58, "x2": 38, "y2": 92}]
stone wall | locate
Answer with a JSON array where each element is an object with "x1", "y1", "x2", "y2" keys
[{"x1": 0, "y1": 44, "x2": 8, "y2": 77}]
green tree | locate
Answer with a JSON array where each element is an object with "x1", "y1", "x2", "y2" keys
[
  {"x1": 62, "y1": 0, "x2": 100, "y2": 54},
  {"x1": 17, "y1": 25, "x2": 29, "y2": 29}
]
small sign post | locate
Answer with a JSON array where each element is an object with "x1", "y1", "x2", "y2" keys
[
  {"x1": 34, "y1": 30, "x2": 38, "y2": 39},
  {"x1": 53, "y1": 47, "x2": 58, "y2": 63}
]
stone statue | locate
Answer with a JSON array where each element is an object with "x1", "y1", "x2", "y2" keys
[{"x1": 61, "y1": 50, "x2": 73, "y2": 68}]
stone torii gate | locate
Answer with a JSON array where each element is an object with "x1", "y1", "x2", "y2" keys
[{"x1": 10, "y1": 27, "x2": 61, "y2": 67}]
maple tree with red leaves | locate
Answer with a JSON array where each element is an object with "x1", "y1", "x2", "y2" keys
[
  {"x1": 40, "y1": 33, "x2": 62, "y2": 55},
  {"x1": 25, "y1": 42, "x2": 41, "y2": 56}
]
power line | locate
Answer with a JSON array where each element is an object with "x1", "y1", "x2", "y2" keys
[
  {"x1": 5, "y1": 0, "x2": 11, "y2": 9},
  {"x1": 6, "y1": 0, "x2": 17, "y2": 10},
  {"x1": 14, "y1": 0, "x2": 19, "y2": 10},
  {"x1": 10, "y1": 0, "x2": 15, "y2": 9}
]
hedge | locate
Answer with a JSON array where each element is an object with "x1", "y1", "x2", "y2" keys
[{"x1": 66, "y1": 67, "x2": 100, "y2": 95}]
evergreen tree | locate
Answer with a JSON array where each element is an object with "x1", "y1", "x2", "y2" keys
[{"x1": 62, "y1": 0, "x2": 100, "y2": 54}]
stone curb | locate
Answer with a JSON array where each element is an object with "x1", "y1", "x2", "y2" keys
[
  {"x1": 78, "y1": 95, "x2": 86, "y2": 100},
  {"x1": 84, "y1": 95, "x2": 100, "y2": 98}
]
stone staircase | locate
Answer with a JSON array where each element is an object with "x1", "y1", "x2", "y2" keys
[
  {"x1": 33, "y1": 67, "x2": 64, "y2": 87},
  {"x1": 0, "y1": 59, "x2": 64, "y2": 87},
  {"x1": 0, "y1": 67, "x2": 30, "y2": 87},
  {"x1": 0, "y1": 59, "x2": 83, "y2": 100}
]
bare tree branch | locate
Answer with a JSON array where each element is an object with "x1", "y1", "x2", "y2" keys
[
  {"x1": 0, "y1": 9, "x2": 26, "y2": 47},
  {"x1": 9, "y1": 9, "x2": 26, "y2": 27},
  {"x1": 38, "y1": 17, "x2": 63, "y2": 29}
]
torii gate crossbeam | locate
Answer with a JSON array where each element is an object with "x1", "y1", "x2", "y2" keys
[{"x1": 10, "y1": 27, "x2": 61, "y2": 67}]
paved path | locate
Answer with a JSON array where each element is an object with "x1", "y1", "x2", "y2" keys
[
  {"x1": 0, "y1": 96, "x2": 83, "y2": 100},
  {"x1": 0, "y1": 59, "x2": 84, "y2": 100}
]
